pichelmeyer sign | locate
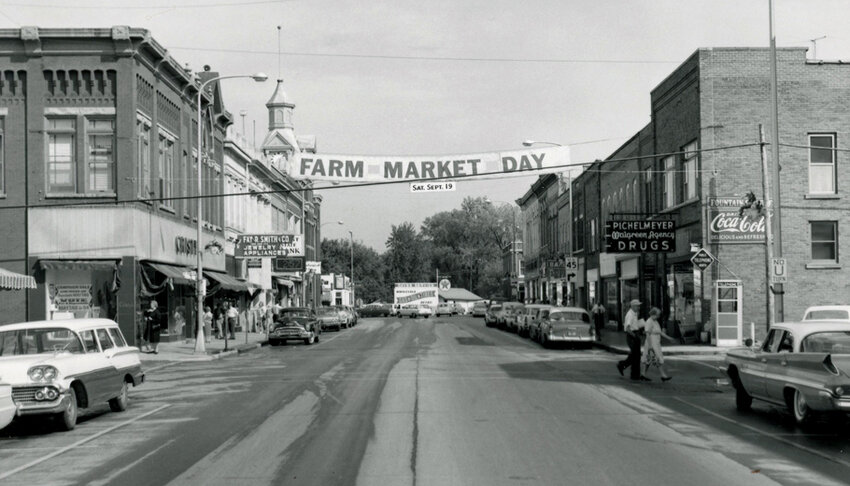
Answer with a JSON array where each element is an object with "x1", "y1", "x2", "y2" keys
[
  {"x1": 280, "y1": 146, "x2": 570, "y2": 183},
  {"x1": 604, "y1": 220, "x2": 676, "y2": 253},
  {"x1": 708, "y1": 197, "x2": 766, "y2": 244},
  {"x1": 235, "y1": 234, "x2": 303, "y2": 258}
]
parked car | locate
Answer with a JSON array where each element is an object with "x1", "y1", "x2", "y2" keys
[
  {"x1": 471, "y1": 301, "x2": 488, "y2": 317},
  {"x1": 0, "y1": 319, "x2": 144, "y2": 431},
  {"x1": 316, "y1": 307, "x2": 344, "y2": 331},
  {"x1": 535, "y1": 307, "x2": 593, "y2": 347},
  {"x1": 359, "y1": 303, "x2": 392, "y2": 317},
  {"x1": 725, "y1": 321, "x2": 850, "y2": 425},
  {"x1": 516, "y1": 304, "x2": 552, "y2": 336},
  {"x1": 332, "y1": 306, "x2": 356, "y2": 328},
  {"x1": 436, "y1": 302, "x2": 456, "y2": 317},
  {"x1": 0, "y1": 384, "x2": 13, "y2": 431},
  {"x1": 451, "y1": 303, "x2": 467, "y2": 315},
  {"x1": 802, "y1": 306, "x2": 850, "y2": 322},
  {"x1": 398, "y1": 304, "x2": 433, "y2": 318},
  {"x1": 498, "y1": 302, "x2": 525, "y2": 330},
  {"x1": 390, "y1": 304, "x2": 402, "y2": 316},
  {"x1": 484, "y1": 304, "x2": 502, "y2": 327},
  {"x1": 270, "y1": 307, "x2": 321, "y2": 346}
]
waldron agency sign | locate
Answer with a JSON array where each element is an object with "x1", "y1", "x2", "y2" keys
[
  {"x1": 605, "y1": 220, "x2": 676, "y2": 253},
  {"x1": 235, "y1": 234, "x2": 304, "y2": 258},
  {"x1": 279, "y1": 146, "x2": 570, "y2": 183},
  {"x1": 708, "y1": 197, "x2": 766, "y2": 244}
]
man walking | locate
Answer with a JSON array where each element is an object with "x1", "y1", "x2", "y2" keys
[
  {"x1": 591, "y1": 299, "x2": 606, "y2": 342},
  {"x1": 617, "y1": 299, "x2": 649, "y2": 381}
]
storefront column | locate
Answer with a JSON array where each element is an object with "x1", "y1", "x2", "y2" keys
[{"x1": 117, "y1": 256, "x2": 138, "y2": 346}]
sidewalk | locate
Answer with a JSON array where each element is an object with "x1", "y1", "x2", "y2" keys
[
  {"x1": 593, "y1": 328, "x2": 727, "y2": 357},
  {"x1": 138, "y1": 331, "x2": 269, "y2": 363}
]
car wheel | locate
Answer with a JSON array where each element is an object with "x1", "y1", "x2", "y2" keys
[
  {"x1": 269, "y1": 339, "x2": 279, "y2": 346},
  {"x1": 735, "y1": 385, "x2": 752, "y2": 412},
  {"x1": 304, "y1": 333, "x2": 316, "y2": 345},
  {"x1": 109, "y1": 381, "x2": 129, "y2": 412},
  {"x1": 791, "y1": 388, "x2": 813, "y2": 425},
  {"x1": 57, "y1": 387, "x2": 78, "y2": 431}
]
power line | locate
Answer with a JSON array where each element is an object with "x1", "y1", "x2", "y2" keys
[
  {"x1": 1, "y1": 0, "x2": 287, "y2": 9},
  {"x1": 168, "y1": 45, "x2": 681, "y2": 65},
  {"x1": 0, "y1": 141, "x2": 765, "y2": 211}
]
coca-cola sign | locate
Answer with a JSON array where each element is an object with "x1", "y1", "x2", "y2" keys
[{"x1": 708, "y1": 197, "x2": 766, "y2": 244}]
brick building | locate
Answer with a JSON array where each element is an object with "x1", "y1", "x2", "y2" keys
[
  {"x1": 552, "y1": 47, "x2": 850, "y2": 344},
  {"x1": 0, "y1": 27, "x2": 303, "y2": 346}
]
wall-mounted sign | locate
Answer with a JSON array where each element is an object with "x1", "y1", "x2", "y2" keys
[
  {"x1": 49, "y1": 284, "x2": 92, "y2": 312},
  {"x1": 246, "y1": 258, "x2": 263, "y2": 269},
  {"x1": 274, "y1": 257, "x2": 305, "y2": 272},
  {"x1": 604, "y1": 220, "x2": 676, "y2": 253},
  {"x1": 235, "y1": 234, "x2": 304, "y2": 258},
  {"x1": 175, "y1": 236, "x2": 198, "y2": 256},
  {"x1": 306, "y1": 261, "x2": 322, "y2": 274},
  {"x1": 708, "y1": 197, "x2": 766, "y2": 244},
  {"x1": 771, "y1": 257, "x2": 787, "y2": 283},
  {"x1": 690, "y1": 248, "x2": 715, "y2": 271}
]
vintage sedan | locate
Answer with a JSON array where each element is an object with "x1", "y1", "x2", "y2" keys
[
  {"x1": 726, "y1": 321, "x2": 850, "y2": 425},
  {"x1": 359, "y1": 303, "x2": 392, "y2": 318},
  {"x1": 500, "y1": 303, "x2": 525, "y2": 331},
  {"x1": 0, "y1": 319, "x2": 144, "y2": 431},
  {"x1": 316, "y1": 307, "x2": 344, "y2": 331},
  {"x1": 802, "y1": 305, "x2": 850, "y2": 322},
  {"x1": 398, "y1": 304, "x2": 433, "y2": 318},
  {"x1": 484, "y1": 304, "x2": 502, "y2": 326},
  {"x1": 517, "y1": 304, "x2": 552, "y2": 337},
  {"x1": 270, "y1": 307, "x2": 321, "y2": 345},
  {"x1": 535, "y1": 307, "x2": 593, "y2": 347},
  {"x1": 436, "y1": 302, "x2": 457, "y2": 317},
  {"x1": 471, "y1": 301, "x2": 488, "y2": 318}
]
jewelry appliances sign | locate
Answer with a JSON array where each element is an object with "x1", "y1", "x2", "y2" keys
[{"x1": 708, "y1": 197, "x2": 766, "y2": 244}]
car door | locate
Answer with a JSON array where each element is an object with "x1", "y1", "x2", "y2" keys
[
  {"x1": 93, "y1": 328, "x2": 123, "y2": 402},
  {"x1": 75, "y1": 329, "x2": 112, "y2": 404},
  {"x1": 105, "y1": 327, "x2": 139, "y2": 384},
  {"x1": 739, "y1": 329, "x2": 780, "y2": 400},
  {"x1": 762, "y1": 330, "x2": 794, "y2": 401}
]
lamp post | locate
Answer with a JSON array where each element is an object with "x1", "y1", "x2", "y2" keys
[
  {"x1": 193, "y1": 72, "x2": 268, "y2": 355},
  {"x1": 348, "y1": 230, "x2": 355, "y2": 307}
]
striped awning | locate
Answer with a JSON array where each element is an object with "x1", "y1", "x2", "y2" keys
[{"x1": 0, "y1": 267, "x2": 37, "y2": 290}]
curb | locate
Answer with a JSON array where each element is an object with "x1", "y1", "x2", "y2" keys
[{"x1": 208, "y1": 341, "x2": 268, "y2": 360}]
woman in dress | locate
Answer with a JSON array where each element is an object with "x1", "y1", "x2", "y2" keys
[{"x1": 642, "y1": 307, "x2": 674, "y2": 382}]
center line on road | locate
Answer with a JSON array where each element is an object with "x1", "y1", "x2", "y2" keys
[
  {"x1": 675, "y1": 397, "x2": 850, "y2": 469},
  {"x1": 0, "y1": 403, "x2": 172, "y2": 481}
]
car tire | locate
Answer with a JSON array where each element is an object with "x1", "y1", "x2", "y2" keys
[
  {"x1": 304, "y1": 334, "x2": 316, "y2": 345},
  {"x1": 57, "y1": 387, "x2": 78, "y2": 431},
  {"x1": 790, "y1": 388, "x2": 813, "y2": 425},
  {"x1": 269, "y1": 339, "x2": 279, "y2": 346},
  {"x1": 735, "y1": 385, "x2": 752, "y2": 412},
  {"x1": 109, "y1": 381, "x2": 129, "y2": 412}
]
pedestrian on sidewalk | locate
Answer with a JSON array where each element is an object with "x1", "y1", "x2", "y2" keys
[
  {"x1": 591, "y1": 299, "x2": 606, "y2": 342},
  {"x1": 203, "y1": 306, "x2": 213, "y2": 344},
  {"x1": 213, "y1": 303, "x2": 224, "y2": 339},
  {"x1": 642, "y1": 307, "x2": 674, "y2": 382},
  {"x1": 143, "y1": 300, "x2": 162, "y2": 354},
  {"x1": 617, "y1": 299, "x2": 649, "y2": 381},
  {"x1": 226, "y1": 302, "x2": 238, "y2": 340}
]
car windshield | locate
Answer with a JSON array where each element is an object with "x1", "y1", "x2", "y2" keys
[
  {"x1": 800, "y1": 331, "x2": 850, "y2": 353},
  {"x1": 281, "y1": 310, "x2": 311, "y2": 319},
  {"x1": 490, "y1": 306, "x2": 502, "y2": 311},
  {"x1": 0, "y1": 327, "x2": 85, "y2": 356},
  {"x1": 316, "y1": 308, "x2": 336, "y2": 316},
  {"x1": 549, "y1": 312, "x2": 590, "y2": 323},
  {"x1": 805, "y1": 310, "x2": 850, "y2": 320}
]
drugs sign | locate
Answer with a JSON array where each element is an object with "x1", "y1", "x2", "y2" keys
[
  {"x1": 235, "y1": 234, "x2": 304, "y2": 258},
  {"x1": 605, "y1": 220, "x2": 676, "y2": 253}
]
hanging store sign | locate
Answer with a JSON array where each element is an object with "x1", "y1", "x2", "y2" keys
[
  {"x1": 281, "y1": 147, "x2": 570, "y2": 183},
  {"x1": 708, "y1": 197, "x2": 766, "y2": 244},
  {"x1": 235, "y1": 234, "x2": 304, "y2": 258},
  {"x1": 604, "y1": 220, "x2": 676, "y2": 253},
  {"x1": 274, "y1": 257, "x2": 305, "y2": 272}
]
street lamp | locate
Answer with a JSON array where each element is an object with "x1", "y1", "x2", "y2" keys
[
  {"x1": 484, "y1": 197, "x2": 520, "y2": 301},
  {"x1": 194, "y1": 72, "x2": 268, "y2": 355}
]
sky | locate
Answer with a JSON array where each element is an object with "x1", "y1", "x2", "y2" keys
[{"x1": 6, "y1": 0, "x2": 850, "y2": 250}]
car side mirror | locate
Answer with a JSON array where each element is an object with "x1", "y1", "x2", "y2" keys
[{"x1": 744, "y1": 338, "x2": 753, "y2": 347}]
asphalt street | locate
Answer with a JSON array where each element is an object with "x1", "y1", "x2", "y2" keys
[{"x1": 2, "y1": 315, "x2": 850, "y2": 486}]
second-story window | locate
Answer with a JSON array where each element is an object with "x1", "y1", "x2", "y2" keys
[
  {"x1": 46, "y1": 118, "x2": 76, "y2": 194},
  {"x1": 137, "y1": 116, "x2": 152, "y2": 199},
  {"x1": 0, "y1": 118, "x2": 5, "y2": 195},
  {"x1": 663, "y1": 155, "x2": 676, "y2": 208},
  {"x1": 682, "y1": 141, "x2": 698, "y2": 200},
  {"x1": 644, "y1": 168, "x2": 652, "y2": 213},
  {"x1": 86, "y1": 118, "x2": 115, "y2": 193},
  {"x1": 809, "y1": 133, "x2": 836, "y2": 194}
]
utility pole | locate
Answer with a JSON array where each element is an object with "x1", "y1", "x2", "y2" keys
[
  {"x1": 768, "y1": 0, "x2": 784, "y2": 322},
  {"x1": 759, "y1": 125, "x2": 775, "y2": 331}
]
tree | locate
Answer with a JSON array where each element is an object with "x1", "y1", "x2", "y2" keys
[
  {"x1": 385, "y1": 222, "x2": 430, "y2": 283},
  {"x1": 321, "y1": 238, "x2": 390, "y2": 304}
]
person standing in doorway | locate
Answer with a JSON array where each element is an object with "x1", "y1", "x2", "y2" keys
[
  {"x1": 617, "y1": 299, "x2": 649, "y2": 381},
  {"x1": 143, "y1": 300, "x2": 162, "y2": 354},
  {"x1": 591, "y1": 299, "x2": 606, "y2": 342}
]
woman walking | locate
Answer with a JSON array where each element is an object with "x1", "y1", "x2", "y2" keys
[{"x1": 642, "y1": 307, "x2": 674, "y2": 382}]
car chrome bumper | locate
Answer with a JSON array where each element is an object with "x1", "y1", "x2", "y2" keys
[
  {"x1": 15, "y1": 392, "x2": 71, "y2": 416},
  {"x1": 547, "y1": 334, "x2": 593, "y2": 342}
]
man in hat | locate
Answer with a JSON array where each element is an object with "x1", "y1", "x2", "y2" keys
[{"x1": 617, "y1": 299, "x2": 650, "y2": 381}]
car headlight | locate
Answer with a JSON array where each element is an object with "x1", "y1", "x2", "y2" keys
[
  {"x1": 28, "y1": 365, "x2": 58, "y2": 382},
  {"x1": 835, "y1": 386, "x2": 845, "y2": 397}
]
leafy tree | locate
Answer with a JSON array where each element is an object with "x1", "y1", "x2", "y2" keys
[
  {"x1": 321, "y1": 238, "x2": 390, "y2": 304},
  {"x1": 385, "y1": 222, "x2": 430, "y2": 283}
]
